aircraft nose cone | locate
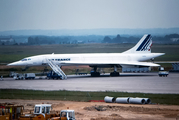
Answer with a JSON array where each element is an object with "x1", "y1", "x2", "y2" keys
[{"x1": 7, "y1": 62, "x2": 19, "y2": 66}]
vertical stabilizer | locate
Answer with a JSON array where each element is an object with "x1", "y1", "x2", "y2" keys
[{"x1": 123, "y1": 34, "x2": 152, "y2": 54}]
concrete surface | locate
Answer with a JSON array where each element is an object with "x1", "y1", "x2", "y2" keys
[{"x1": 0, "y1": 72, "x2": 179, "y2": 94}]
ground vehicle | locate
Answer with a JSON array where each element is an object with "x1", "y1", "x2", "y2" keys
[
  {"x1": 19, "y1": 104, "x2": 75, "y2": 120},
  {"x1": 0, "y1": 103, "x2": 24, "y2": 120},
  {"x1": 50, "y1": 110, "x2": 76, "y2": 120},
  {"x1": 19, "y1": 104, "x2": 57, "y2": 120},
  {"x1": 158, "y1": 67, "x2": 169, "y2": 77},
  {"x1": 9, "y1": 72, "x2": 18, "y2": 77},
  {"x1": 47, "y1": 71, "x2": 62, "y2": 79},
  {"x1": 13, "y1": 74, "x2": 24, "y2": 80},
  {"x1": 159, "y1": 71, "x2": 169, "y2": 77},
  {"x1": 24, "y1": 73, "x2": 35, "y2": 79}
]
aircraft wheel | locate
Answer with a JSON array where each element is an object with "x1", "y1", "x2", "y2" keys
[
  {"x1": 110, "y1": 72, "x2": 119, "y2": 76},
  {"x1": 91, "y1": 72, "x2": 100, "y2": 77}
]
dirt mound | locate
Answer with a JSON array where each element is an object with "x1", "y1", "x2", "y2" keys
[
  {"x1": 84, "y1": 105, "x2": 179, "y2": 118},
  {"x1": 51, "y1": 103, "x2": 65, "y2": 109},
  {"x1": 84, "y1": 105, "x2": 106, "y2": 111},
  {"x1": 90, "y1": 115, "x2": 124, "y2": 120},
  {"x1": 75, "y1": 112, "x2": 84, "y2": 116}
]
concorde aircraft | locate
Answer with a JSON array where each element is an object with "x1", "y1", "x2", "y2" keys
[{"x1": 8, "y1": 34, "x2": 165, "y2": 79}]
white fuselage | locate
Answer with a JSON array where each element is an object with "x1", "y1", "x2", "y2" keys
[{"x1": 8, "y1": 53, "x2": 164, "y2": 67}]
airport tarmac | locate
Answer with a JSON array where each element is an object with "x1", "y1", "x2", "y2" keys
[{"x1": 0, "y1": 72, "x2": 179, "y2": 94}]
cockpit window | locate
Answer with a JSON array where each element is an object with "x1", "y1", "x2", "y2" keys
[
  {"x1": 21, "y1": 59, "x2": 27, "y2": 61},
  {"x1": 21, "y1": 58, "x2": 31, "y2": 61}
]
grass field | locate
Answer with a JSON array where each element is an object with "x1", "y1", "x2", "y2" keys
[{"x1": 0, "y1": 89, "x2": 179, "y2": 105}]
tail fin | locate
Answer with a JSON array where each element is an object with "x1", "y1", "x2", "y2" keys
[{"x1": 123, "y1": 34, "x2": 152, "y2": 54}]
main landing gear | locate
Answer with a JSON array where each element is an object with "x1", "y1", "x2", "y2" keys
[
  {"x1": 91, "y1": 66, "x2": 100, "y2": 77},
  {"x1": 90, "y1": 66, "x2": 120, "y2": 77},
  {"x1": 110, "y1": 71, "x2": 120, "y2": 76},
  {"x1": 110, "y1": 66, "x2": 120, "y2": 76}
]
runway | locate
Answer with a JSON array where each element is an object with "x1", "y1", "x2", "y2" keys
[{"x1": 0, "y1": 72, "x2": 179, "y2": 94}]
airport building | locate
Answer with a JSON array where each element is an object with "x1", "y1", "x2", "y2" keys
[{"x1": 0, "y1": 36, "x2": 16, "y2": 45}]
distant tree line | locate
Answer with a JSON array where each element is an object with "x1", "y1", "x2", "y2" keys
[
  {"x1": 152, "y1": 34, "x2": 179, "y2": 44},
  {"x1": 102, "y1": 34, "x2": 139, "y2": 43},
  {"x1": 27, "y1": 35, "x2": 103, "y2": 45},
  {"x1": 27, "y1": 36, "x2": 77, "y2": 45},
  {"x1": 102, "y1": 34, "x2": 179, "y2": 44},
  {"x1": 1, "y1": 34, "x2": 178, "y2": 45}
]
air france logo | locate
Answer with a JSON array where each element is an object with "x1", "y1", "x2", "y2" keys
[{"x1": 136, "y1": 35, "x2": 152, "y2": 51}]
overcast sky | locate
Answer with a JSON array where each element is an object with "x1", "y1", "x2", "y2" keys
[{"x1": 0, "y1": 0, "x2": 179, "y2": 31}]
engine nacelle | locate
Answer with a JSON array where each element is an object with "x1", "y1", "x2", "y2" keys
[{"x1": 122, "y1": 65, "x2": 151, "y2": 73}]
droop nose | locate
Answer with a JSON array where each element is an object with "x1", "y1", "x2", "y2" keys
[{"x1": 7, "y1": 61, "x2": 20, "y2": 66}]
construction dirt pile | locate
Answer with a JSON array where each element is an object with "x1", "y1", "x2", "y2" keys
[{"x1": 0, "y1": 99, "x2": 179, "y2": 120}]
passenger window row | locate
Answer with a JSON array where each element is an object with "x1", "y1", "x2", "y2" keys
[{"x1": 51, "y1": 58, "x2": 70, "y2": 61}]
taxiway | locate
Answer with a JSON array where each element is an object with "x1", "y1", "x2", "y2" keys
[{"x1": 0, "y1": 72, "x2": 179, "y2": 94}]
